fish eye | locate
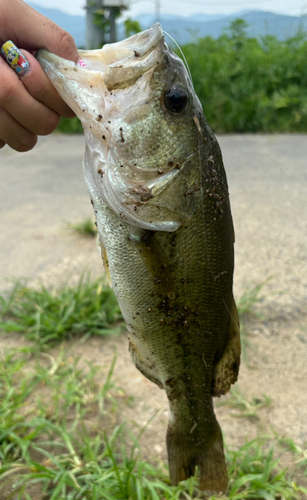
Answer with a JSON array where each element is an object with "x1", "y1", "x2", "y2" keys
[{"x1": 164, "y1": 85, "x2": 188, "y2": 113}]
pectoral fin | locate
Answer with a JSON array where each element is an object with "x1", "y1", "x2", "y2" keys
[
  {"x1": 97, "y1": 235, "x2": 112, "y2": 287},
  {"x1": 213, "y1": 297, "x2": 240, "y2": 397},
  {"x1": 128, "y1": 231, "x2": 175, "y2": 298}
]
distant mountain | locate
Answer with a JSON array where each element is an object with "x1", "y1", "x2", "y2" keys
[
  {"x1": 186, "y1": 14, "x2": 227, "y2": 23},
  {"x1": 28, "y1": 3, "x2": 85, "y2": 48},
  {"x1": 131, "y1": 12, "x2": 225, "y2": 27},
  {"x1": 125, "y1": 11, "x2": 307, "y2": 45},
  {"x1": 27, "y1": 4, "x2": 307, "y2": 48}
]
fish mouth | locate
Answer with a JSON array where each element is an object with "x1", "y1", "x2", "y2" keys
[
  {"x1": 80, "y1": 22, "x2": 164, "y2": 90},
  {"x1": 36, "y1": 23, "x2": 164, "y2": 115},
  {"x1": 36, "y1": 24, "x2": 191, "y2": 233}
]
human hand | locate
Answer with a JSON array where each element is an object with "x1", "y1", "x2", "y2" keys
[{"x1": 0, "y1": 0, "x2": 80, "y2": 152}]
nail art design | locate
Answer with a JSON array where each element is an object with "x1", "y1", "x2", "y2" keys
[
  {"x1": 1, "y1": 41, "x2": 30, "y2": 76},
  {"x1": 77, "y1": 57, "x2": 90, "y2": 69}
]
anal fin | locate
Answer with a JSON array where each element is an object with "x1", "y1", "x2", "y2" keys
[
  {"x1": 213, "y1": 295, "x2": 240, "y2": 396},
  {"x1": 128, "y1": 337, "x2": 163, "y2": 389}
]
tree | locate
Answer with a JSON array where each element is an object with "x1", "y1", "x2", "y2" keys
[
  {"x1": 124, "y1": 18, "x2": 142, "y2": 38},
  {"x1": 227, "y1": 19, "x2": 249, "y2": 39}
]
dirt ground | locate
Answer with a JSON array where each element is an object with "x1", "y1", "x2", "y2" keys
[{"x1": 0, "y1": 134, "x2": 307, "y2": 493}]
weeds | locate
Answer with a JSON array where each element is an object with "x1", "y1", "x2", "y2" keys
[
  {"x1": 1, "y1": 347, "x2": 306, "y2": 500},
  {"x1": 226, "y1": 439, "x2": 306, "y2": 499},
  {"x1": 0, "y1": 273, "x2": 272, "y2": 362},
  {"x1": 278, "y1": 437, "x2": 307, "y2": 474},
  {"x1": 66, "y1": 218, "x2": 97, "y2": 238},
  {"x1": 0, "y1": 275, "x2": 123, "y2": 347},
  {"x1": 236, "y1": 277, "x2": 272, "y2": 320},
  {"x1": 217, "y1": 386, "x2": 272, "y2": 420},
  {"x1": 1, "y1": 275, "x2": 305, "y2": 498}
]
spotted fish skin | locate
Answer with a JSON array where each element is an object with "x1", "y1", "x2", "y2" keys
[{"x1": 37, "y1": 24, "x2": 240, "y2": 491}]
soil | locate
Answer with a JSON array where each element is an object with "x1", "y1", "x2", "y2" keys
[{"x1": 0, "y1": 134, "x2": 306, "y2": 498}]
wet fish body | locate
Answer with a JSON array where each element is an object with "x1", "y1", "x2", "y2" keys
[{"x1": 37, "y1": 24, "x2": 240, "y2": 491}]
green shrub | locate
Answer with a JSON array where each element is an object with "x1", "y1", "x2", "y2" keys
[
  {"x1": 56, "y1": 116, "x2": 83, "y2": 134},
  {"x1": 182, "y1": 21, "x2": 307, "y2": 132}
]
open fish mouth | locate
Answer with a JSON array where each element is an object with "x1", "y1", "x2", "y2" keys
[
  {"x1": 37, "y1": 24, "x2": 201, "y2": 232},
  {"x1": 36, "y1": 23, "x2": 164, "y2": 120}
]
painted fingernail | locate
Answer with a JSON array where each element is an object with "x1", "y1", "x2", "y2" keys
[
  {"x1": 1, "y1": 40, "x2": 30, "y2": 76},
  {"x1": 77, "y1": 57, "x2": 90, "y2": 69}
]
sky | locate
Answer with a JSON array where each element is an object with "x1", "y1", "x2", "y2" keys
[{"x1": 28, "y1": 0, "x2": 307, "y2": 18}]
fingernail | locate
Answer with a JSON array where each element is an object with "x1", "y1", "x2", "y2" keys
[
  {"x1": 77, "y1": 57, "x2": 90, "y2": 69},
  {"x1": 1, "y1": 40, "x2": 30, "y2": 76}
]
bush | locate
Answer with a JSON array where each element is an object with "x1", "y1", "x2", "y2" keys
[
  {"x1": 182, "y1": 21, "x2": 307, "y2": 132},
  {"x1": 56, "y1": 116, "x2": 83, "y2": 134}
]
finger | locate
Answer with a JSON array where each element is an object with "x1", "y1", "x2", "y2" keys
[
  {"x1": 21, "y1": 50, "x2": 75, "y2": 118},
  {"x1": 1, "y1": 0, "x2": 79, "y2": 62},
  {"x1": 1, "y1": 42, "x2": 74, "y2": 118},
  {"x1": 0, "y1": 56, "x2": 60, "y2": 136},
  {"x1": 0, "y1": 106, "x2": 37, "y2": 152}
]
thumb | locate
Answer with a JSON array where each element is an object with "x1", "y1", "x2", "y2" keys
[{"x1": 1, "y1": 0, "x2": 79, "y2": 62}]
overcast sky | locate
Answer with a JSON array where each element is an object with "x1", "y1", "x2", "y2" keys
[{"x1": 28, "y1": 0, "x2": 307, "y2": 18}]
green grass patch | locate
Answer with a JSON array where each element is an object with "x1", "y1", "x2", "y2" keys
[
  {"x1": 0, "y1": 347, "x2": 306, "y2": 500},
  {"x1": 0, "y1": 274, "x2": 272, "y2": 358},
  {"x1": 278, "y1": 437, "x2": 307, "y2": 474},
  {"x1": 1, "y1": 274, "x2": 304, "y2": 496},
  {"x1": 236, "y1": 278, "x2": 272, "y2": 319},
  {"x1": 225, "y1": 439, "x2": 306, "y2": 499},
  {"x1": 216, "y1": 386, "x2": 272, "y2": 420},
  {"x1": 66, "y1": 218, "x2": 97, "y2": 238},
  {"x1": 0, "y1": 276, "x2": 123, "y2": 347}
]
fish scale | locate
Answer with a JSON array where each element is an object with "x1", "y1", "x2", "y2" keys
[{"x1": 37, "y1": 22, "x2": 240, "y2": 492}]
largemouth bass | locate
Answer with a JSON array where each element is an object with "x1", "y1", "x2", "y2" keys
[{"x1": 37, "y1": 23, "x2": 240, "y2": 492}]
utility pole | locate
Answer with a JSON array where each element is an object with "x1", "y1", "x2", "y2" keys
[
  {"x1": 85, "y1": 0, "x2": 103, "y2": 49},
  {"x1": 85, "y1": 0, "x2": 130, "y2": 47},
  {"x1": 109, "y1": 8, "x2": 117, "y2": 43},
  {"x1": 155, "y1": 0, "x2": 160, "y2": 23}
]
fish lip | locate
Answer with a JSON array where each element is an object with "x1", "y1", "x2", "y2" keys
[
  {"x1": 36, "y1": 23, "x2": 164, "y2": 79},
  {"x1": 95, "y1": 22, "x2": 164, "y2": 64}
]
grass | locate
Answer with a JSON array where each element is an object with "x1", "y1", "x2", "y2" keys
[
  {"x1": 0, "y1": 275, "x2": 123, "y2": 347},
  {"x1": 236, "y1": 278, "x2": 272, "y2": 319},
  {"x1": 278, "y1": 437, "x2": 307, "y2": 474},
  {"x1": 66, "y1": 218, "x2": 97, "y2": 238},
  {"x1": 0, "y1": 347, "x2": 306, "y2": 500},
  {"x1": 0, "y1": 273, "x2": 272, "y2": 357},
  {"x1": 1, "y1": 275, "x2": 306, "y2": 498},
  {"x1": 216, "y1": 387, "x2": 272, "y2": 420}
]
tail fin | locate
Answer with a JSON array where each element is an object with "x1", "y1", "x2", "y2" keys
[{"x1": 166, "y1": 419, "x2": 228, "y2": 492}]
